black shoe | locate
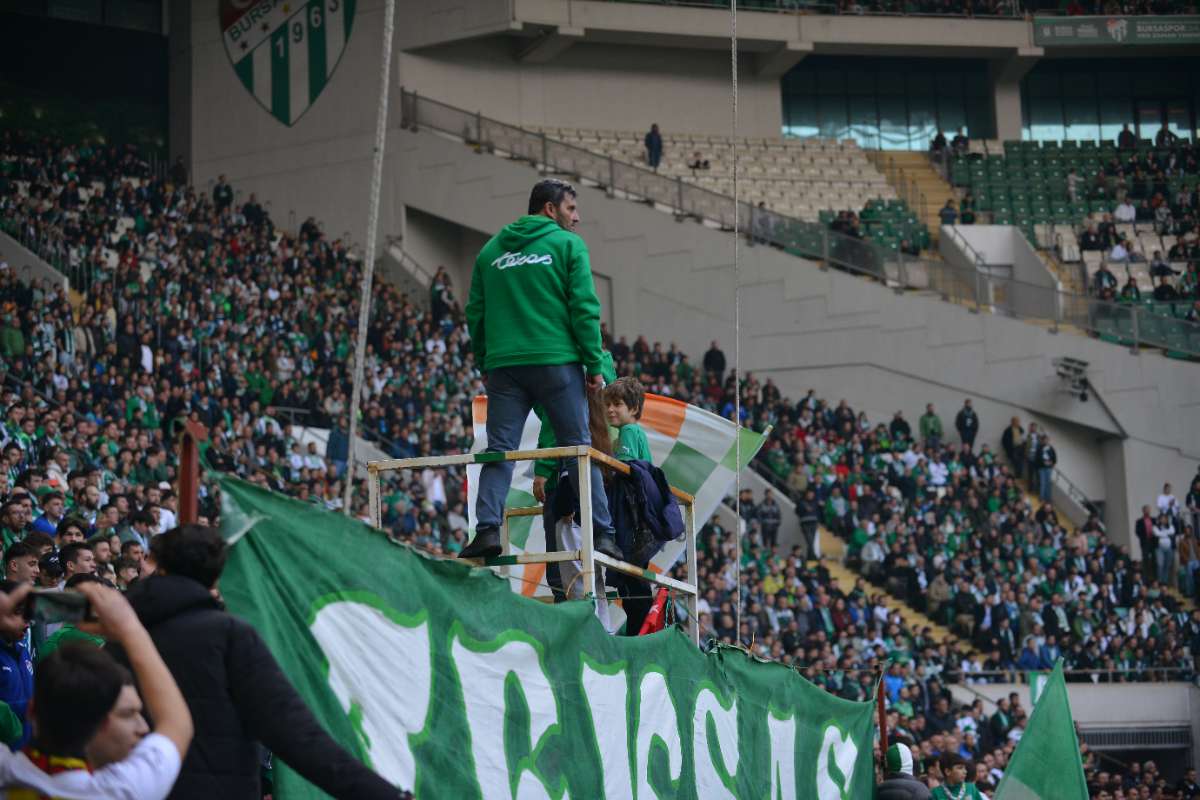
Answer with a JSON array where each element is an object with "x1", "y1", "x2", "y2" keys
[
  {"x1": 460, "y1": 528, "x2": 502, "y2": 560},
  {"x1": 594, "y1": 533, "x2": 622, "y2": 561}
]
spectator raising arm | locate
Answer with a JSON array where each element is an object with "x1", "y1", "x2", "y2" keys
[
  {"x1": 226, "y1": 621, "x2": 404, "y2": 799},
  {"x1": 76, "y1": 581, "x2": 194, "y2": 760}
]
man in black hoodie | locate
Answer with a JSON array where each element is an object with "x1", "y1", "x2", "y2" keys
[{"x1": 123, "y1": 525, "x2": 401, "y2": 800}]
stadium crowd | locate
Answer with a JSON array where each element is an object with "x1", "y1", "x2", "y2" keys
[
  {"x1": 4, "y1": 130, "x2": 1200, "y2": 796},
  {"x1": 1076, "y1": 133, "x2": 1200, "y2": 305},
  {"x1": 4, "y1": 128, "x2": 1195, "y2": 681}
]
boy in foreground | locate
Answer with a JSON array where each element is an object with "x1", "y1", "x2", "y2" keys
[{"x1": 0, "y1": 581, "x2": 193, "y2": 798}]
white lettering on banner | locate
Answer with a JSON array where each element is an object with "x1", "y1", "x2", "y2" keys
[
  {"x1": 635, "y1": 671, "x2": 683, "y2": 799},
  {"x1": 308, "y1": 601, "x2": 432, "y2": 788},
  {"x1": 693, "y1": 688, "x2": 739, "y2": 798},
  {"x1": 581, "y1": 662, "x2": 633, "y2": 800},
  {"x1": 451, "y1": 634, "x2": 563, "y2": 800},
  {"x1": 306, "y1": 609, "x2": 869, "y2": 797},
  {"x1": 767, "y1": 711, "x2": 797, "y2": 800},
  {"x1": 816, "y1": 725, "x2": 858, "y2": 800},
  {"x1": 491, "y1": 252, "x2": 554, "y2": 270}
]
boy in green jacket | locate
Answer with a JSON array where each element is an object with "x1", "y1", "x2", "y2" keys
[
  {"x1": 464, "y1": 179, "x2": 620, "y2": 561},
  {"x1": 604, "y1": 378, "x2": 651, "y2": 463}
]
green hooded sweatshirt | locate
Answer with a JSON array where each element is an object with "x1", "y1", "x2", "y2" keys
[{"x1": 466, "y1": 215, "x2": 604, "y2": 374}]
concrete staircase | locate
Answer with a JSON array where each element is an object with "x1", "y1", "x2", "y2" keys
[
  {"x1": 870, "y1": 151, "x2": 958, "y2": 243},
  {"x1": 819, "y1": 527, "x2": 975, "y2": 653},
  {"x1": 1038, "y1": 247, "x2": 1086, "y2": 295}
]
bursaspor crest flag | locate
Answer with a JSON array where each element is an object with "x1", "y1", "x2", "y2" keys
[
  {"x1": 221, "y1": 0, "x2": 356, "y2": 126},
  {"x1": 466, "y1": 393, "x2": 770, "y2": 598},
  {"x1": 220, "y1": 476, "x2": 877, "y2": 799}
]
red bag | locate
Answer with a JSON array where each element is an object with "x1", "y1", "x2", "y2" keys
[{"x1": 637, "y1": 588, "x2": 670, "y2": 635}]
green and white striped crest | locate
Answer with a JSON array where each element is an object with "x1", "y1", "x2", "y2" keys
[{"x1": 221, "y1": 0, "x2": 356, "y2": 127}]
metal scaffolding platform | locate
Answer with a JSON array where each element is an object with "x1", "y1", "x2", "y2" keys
[{"x1": 367, "y1": 445, "x2": 699, "y2": 643}]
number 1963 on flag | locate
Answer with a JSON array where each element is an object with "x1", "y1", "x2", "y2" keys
[{"x1": 221, "y1": 0, "x2": 356, "y2": 127}]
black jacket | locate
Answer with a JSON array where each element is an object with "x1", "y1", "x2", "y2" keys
[
  {"x1": 877, "y1": 774, "x2": 933, "y2": 800},
  {"x1": 609, "y1": 460, "x2": 685, "y2": 565},
  {"x1": 125, "y1": 575, "x2": 401, "y2": 800}
]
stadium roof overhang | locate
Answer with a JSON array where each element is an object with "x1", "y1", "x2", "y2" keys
[{"x1": 400, "y1": 0, "x2": 1043, "y2": 74}]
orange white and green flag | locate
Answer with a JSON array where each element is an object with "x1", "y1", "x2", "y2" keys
[{"x1": 466, "y1": 394, "x2": 768, "y2": 597}]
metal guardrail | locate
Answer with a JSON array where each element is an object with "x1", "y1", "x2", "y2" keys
[
  {"x1": 401, "y1": 89, "x2": 1200, "y2": 358},
  {"x1": 1052, "y1": 466, "x2": 1106, "y2": 531},
  {"x1": 954, "y1": 667, "x2": 1196, "y2": 683}
]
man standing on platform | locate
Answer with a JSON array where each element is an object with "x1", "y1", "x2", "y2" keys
[{"x1": 463, "y1": 179, "x2": 620, "y2": 561}]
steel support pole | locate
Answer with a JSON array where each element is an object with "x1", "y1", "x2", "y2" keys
[
  {"x1": 368, "y1": 467, "x2": 381, "y2": 528},
  {"x1": 684, "y1": 501, "x2": 699, "y2": 644},
  {"x1": 577, "y1": 452, "x2": 595, "y2": 600}
]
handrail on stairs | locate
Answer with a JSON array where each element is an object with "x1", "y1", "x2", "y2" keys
[
  {"x1": 1052, "y1": 467, "x2": 1106, "y2": 531},
  {"x1": 384, "y1": 235, "x2": 437, "y2": 287}
]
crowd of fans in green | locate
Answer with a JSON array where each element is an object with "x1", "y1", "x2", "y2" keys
[{"x1": 4, "y1": 130, "x2": 1200, "y2": 795}]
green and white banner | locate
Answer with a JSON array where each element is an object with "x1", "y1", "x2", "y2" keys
[
  {"x1": 1033, "y1": 15, "x2": 1200, "y2": 47},
  {"x1": 221, "y1": 0, "x2": 356, "y2": 126},
  {"x1": 220, "y1": 476, "x2": 877, "y2": 799}
]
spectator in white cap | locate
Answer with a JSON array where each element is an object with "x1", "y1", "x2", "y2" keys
[{"x1": 877, "y1": 742, "x2": 932, "y2": 799}]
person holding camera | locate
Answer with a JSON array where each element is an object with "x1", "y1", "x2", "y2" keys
[{"x1": 0, "y1": 579, "x2": 194, "y2": 797}]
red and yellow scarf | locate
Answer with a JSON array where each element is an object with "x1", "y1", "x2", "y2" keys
[{"x1": 8, "y1": 748, "x2": 90, "y2": 800}]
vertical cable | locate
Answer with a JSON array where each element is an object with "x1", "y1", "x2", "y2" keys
[
  {"x1": 343, "y1": 0, "x2": 397, "y2": 515},
  {"x1": 730, "y1": 0, "x2": 742, "y2": 643}
]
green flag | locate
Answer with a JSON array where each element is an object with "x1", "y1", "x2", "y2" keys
[
  {"x1": 995, "y1": 660, "x2": 1087, "y2": 800},
  {"x1": 219, "y1": 475, "x2": 877, "y2": 799}
]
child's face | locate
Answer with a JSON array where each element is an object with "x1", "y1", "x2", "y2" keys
[{"x1": 606, "y1": 400, "x2": 636, "y2": 427}]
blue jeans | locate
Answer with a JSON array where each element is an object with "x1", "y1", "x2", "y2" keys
[
  {"x1": 1157, "y1": 547, "x2": 1176, "y2": 586},
  {"x1": 1038, "y1": 467, "x2": 1053, "y2": 501},
  {"x1": 476, "y1": 365, "x2": 613, "y2": 536}
]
